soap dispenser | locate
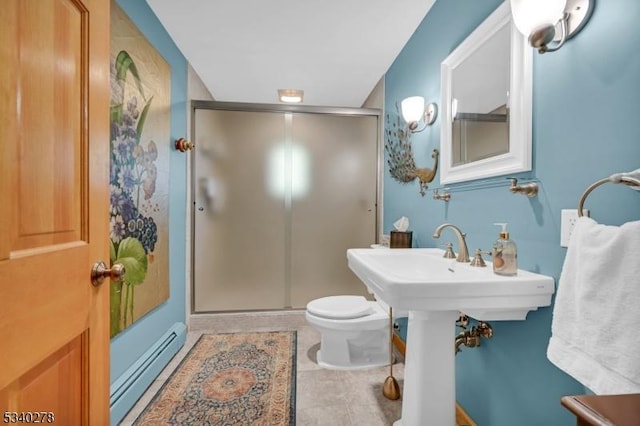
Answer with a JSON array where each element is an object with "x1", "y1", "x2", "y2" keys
[{"x1": 492, "y1": 223, "x2": 517, "y2": 276}]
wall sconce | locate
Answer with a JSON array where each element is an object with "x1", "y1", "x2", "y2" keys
[
  {"x1": 510, "y1": 0, "x2": 593, "y2": 54},
  {"x1": 400, "y1": 96, "x2": 438, "y2": 133}
]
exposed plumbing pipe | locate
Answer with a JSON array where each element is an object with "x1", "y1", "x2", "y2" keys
[{"x1": 455, "y1": 320, "x2": 493, "y2": 354}]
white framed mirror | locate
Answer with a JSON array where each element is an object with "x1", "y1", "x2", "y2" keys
[{"x1": 440, "y1": 1, "x2": 532, "y2": 184}]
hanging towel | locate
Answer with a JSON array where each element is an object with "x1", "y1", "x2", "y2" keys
[
  {"x1": 609, "y1": 168, "x2": 640, "y2": 190},
  {"x1": 547, "y1": 216, "x2": 640, "y2": 394}
]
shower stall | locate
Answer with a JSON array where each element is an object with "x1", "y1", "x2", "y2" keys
[{"x1": 191, "y1": 102, "x2": 380, "y2": 312}]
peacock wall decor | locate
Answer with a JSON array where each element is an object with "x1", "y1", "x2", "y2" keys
[{"x1": 385, "y1": 108, "x2": 439, "y2": 196}]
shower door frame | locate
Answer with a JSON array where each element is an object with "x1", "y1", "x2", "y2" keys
[{"x1": 189, "y1": 100, "x2": 384, "y2": 314}]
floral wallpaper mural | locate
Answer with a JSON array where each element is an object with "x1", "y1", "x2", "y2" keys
[{"x1": 109, "y1": 3, "x2": 171, "y2": 337}]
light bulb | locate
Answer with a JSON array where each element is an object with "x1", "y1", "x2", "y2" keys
[
  {"x1": 401, "y1": 96, "x2": 425, "y2": 124},
  {"x1": 510, "y1": 0, "x2": 566, "y2": 36}
]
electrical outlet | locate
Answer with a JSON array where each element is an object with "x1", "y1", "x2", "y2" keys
[{"x1": 560, "y1": 209, "x2": 589, "y2": 247}]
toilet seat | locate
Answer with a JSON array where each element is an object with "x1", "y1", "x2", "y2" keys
[{"x1": 306, "y1": 295, "x2": 372, "y2": 320}]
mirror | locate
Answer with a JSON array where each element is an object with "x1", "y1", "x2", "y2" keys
[{"x1": 440, "y1": 1, "x2": 532, "y2": 184}]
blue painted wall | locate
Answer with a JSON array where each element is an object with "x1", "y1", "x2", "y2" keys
[
  {"x1": 110, "y1": 0, "x2": 187, "y2": 388},
  {"x1": 384, "y1": 1, "x2": 640, "y2": 424}
]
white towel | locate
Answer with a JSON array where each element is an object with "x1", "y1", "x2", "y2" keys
[
  {"x1": 609, "y1": 168, "x2": 640, "y2": 190},
  {"x1": 547, "y1": 216, "x2": 640, "y2": 394}
]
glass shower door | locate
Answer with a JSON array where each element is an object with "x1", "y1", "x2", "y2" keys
[
  {"x1": 192, "y1": 106, "x2": 378, "y2": 312},
  {"x1": 289, "y1": 113, "x2": 378, "y2": 307},
  {"x1": 193, "y1": 109, "x2": 287, "y2": 312}
]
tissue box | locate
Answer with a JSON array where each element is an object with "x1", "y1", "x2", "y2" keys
[{"x1": 390, "y1": 231, "x2": 412, "y2": 248}]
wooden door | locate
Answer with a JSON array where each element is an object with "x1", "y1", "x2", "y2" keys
[{"x1": 0, "y1": 0, "x2": 111, "y2": 424}]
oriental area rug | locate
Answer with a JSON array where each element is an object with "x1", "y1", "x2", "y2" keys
[{"x1": 133, "y1": 331, "x2": 297, "y2": 425}]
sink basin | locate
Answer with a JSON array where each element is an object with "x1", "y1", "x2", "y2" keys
[
  {"x1": 346, "y1": 247, "x2": 555, "y2": 425},
  {"x1": 347, "y1": 248, "x2": 554, "y2": 320}
]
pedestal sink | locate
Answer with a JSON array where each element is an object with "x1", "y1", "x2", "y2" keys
[{"x1": 347, "y1": 248, "x2": 555, "y2": 426}]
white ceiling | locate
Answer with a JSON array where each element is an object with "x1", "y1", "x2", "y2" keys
[{"x1": 146, "y1": 0, "x2": 436, "y2": 107}]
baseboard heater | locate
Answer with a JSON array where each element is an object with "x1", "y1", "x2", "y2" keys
[{"x1": 110, "y1": 322, "x2": 187, "y2": 425}]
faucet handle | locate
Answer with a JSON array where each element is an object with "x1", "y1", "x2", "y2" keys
[
  {"x1": 469, "y1": 249, "x2": 490, "y2": 267},
  {"x1": 441, "y1": 243, "x2": 456, "y2": 259}
]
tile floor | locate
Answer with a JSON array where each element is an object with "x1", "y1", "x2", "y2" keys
[{"x1": 119, "y1": 311, "x2": 405, "y2": 425}]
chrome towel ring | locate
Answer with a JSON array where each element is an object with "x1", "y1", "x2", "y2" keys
[{"x1": 578, "y1": 175, "x2": 640, "y2": 217}]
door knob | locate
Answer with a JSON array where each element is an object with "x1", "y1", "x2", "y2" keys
[{"x1": 91, "y1": 261, "x2": 126, "y2": 286}]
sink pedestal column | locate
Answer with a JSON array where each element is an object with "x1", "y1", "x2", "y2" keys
[{"x1": 394, "y1": 310, "x2": 459, "y2": 426}]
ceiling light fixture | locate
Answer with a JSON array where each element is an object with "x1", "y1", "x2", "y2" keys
[
  {"x1": 401, "y1": 96, "x2": 438, "y2": 133},
  {"x1": 278, "y1": 89, "x2": 304, "y2": 103},
  {"x1": 510, "y1": 0, "x2": 593, "y2": 54}
]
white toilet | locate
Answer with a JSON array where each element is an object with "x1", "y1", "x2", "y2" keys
[{"x1": 305, "y1": 295, "x2": 389, "y2": 370}]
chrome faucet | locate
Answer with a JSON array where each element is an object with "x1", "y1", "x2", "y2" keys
[{"x1": 433, "y1": 223, "x2": 470, "y2": 262}]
